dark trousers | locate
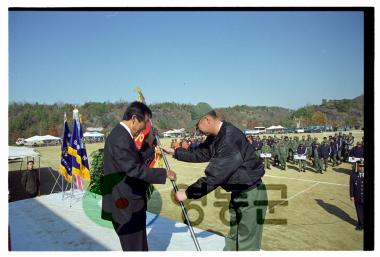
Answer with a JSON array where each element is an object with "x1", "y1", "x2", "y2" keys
[
  {"x1": 355, "y1": 202, "x2": 364, "y2": 228},
  {"x1": 113, "y1": 222, "x2": 148, "y2": 251},
  {"x1": 27, "y1": 192, "x2": 38, "y2": 198}
]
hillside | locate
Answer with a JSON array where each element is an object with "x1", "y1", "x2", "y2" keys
[{"x1": 8, "y1": 95, "x2": 364, "y2": 144}]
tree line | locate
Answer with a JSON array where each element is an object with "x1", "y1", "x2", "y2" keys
[{"x1": 8, "y1": 95, "x2": 363, "y2": 144}]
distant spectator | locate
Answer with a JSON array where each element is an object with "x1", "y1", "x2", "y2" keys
[
  {"x1": 173, "y1": 139, "x2": 180, "y2": 149},
  {"x1": 181, "y1": 138, "x2": 189, "y2": 149},
  {"x1": 21, "y1": 160, "x2": 40, "y2": 198},
  {"x1": 350, "y1": 141, "x2": 364, "y2": 171}
]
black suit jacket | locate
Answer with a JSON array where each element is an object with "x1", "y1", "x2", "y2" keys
[
  {"x1": 350, "y1": 171, "x2": 364, "y2": 204},
  {"x1": 174, "y1": 121, "x2": 264, "y2": 199},
  {"x1": 101, "y1": 123, "x2": 167, "y2": 234}
]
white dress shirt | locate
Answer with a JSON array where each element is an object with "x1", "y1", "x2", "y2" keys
[{"x1": 120, "y1": 122, "x2": 134, "y2": 139}]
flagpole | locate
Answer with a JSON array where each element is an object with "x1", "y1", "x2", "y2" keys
[
  {"x1": 70, "y1": 109, "x2": 78, "y2": 208},
  {"x1": 155, "y1": 134, "x2": 202, "y2": 251},
  {"x1": 135, "y1": 87, "x2": 201, "y2": 251},
  {"x1": 62, "y1": 113, "x2": 66, "y2": 201}
]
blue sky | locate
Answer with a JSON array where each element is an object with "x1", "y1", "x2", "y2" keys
[{"x1": 9, "y1": 11, "x2": 364, "y2": 109}]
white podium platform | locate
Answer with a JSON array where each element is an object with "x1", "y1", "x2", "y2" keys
[{"x1": 9, "y1": 192, "x2": 225, "y2": 251}]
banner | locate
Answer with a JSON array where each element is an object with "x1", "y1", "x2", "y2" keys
[
  {"x1": 58, "y1": 113, "x2": 73, "y2": 182},
  {"x1": 67, "y1": 109, "x2": 91, "y2": 181}
]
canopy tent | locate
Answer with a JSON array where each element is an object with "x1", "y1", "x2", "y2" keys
[
  {"x1": 8, "y1": 146, "x2": 40, "y2": 160},
  {"x1": 83, "y1": 132, "x2": 104, "y2": 142},
  {"x1": 162, "y1": 129, "x2": 186, "y2": 137},
  {"x1": 266, "y1": 125, "x2": 285, "y2": 130},
  {"x1": 8, "y1": 146, "x2": 41, "y2": 174},
  {"x1": 86, "y1": 127, "x2": 103, "y2": 132},
  {"x1": 266, "y1": 125, "x2": 285, "y2": 134},
  {"x1": 244, "y1": 130, "x2": 261, "y2": 135},
  {"x1": 83, "y1": 132, "x2": 104, "y2": 138},
  {"x1": 24, "y1": 135, "x2": 61, "y2": 143},
  {"x1": 162, "y1": 128, "x2": 186, "y2": 138}
]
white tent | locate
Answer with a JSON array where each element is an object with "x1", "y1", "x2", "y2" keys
[
  {"x1": 83, "y1": 132, "x2": 104, "y2": 142},
  {"x1": 83, "y1": 132, "x2": 104, "y2": 138},
  {"x1": 266, "y1": 125, "x2": 285, "y2": 134},
  {"x1": 24, "y1": 135, "x2": 61, "y2": 143},
  {"x1": 8, "y1": 146, "x2": 40, "y2": 160},
  {"x1": 266, "y1": 125, "x2": 284, "y2": 130},
  {"x1": 244, "y1": 129, "x2": 260, "y2": 135},
  {"x1": 86, "y1": 127, "x2": 103, "y2": 132},
  {"x1": 8, "y1": 146, "x2": 41, "y2": 171},
  {"x1": 163, "y1": 128, "x2": 186, "y2": 138}
]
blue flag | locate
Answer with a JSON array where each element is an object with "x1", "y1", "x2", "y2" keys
[
  {"x1": 67, "y1": 110, "x2": 91, "y2": 181},
  {"x1": 59, "y1": 113, "x2": 73, "y2": 182}
]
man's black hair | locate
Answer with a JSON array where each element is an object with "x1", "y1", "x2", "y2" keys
[
  {"x1": 27, "y1": 160, "x2": 34, "y2": 164},
  {"x1": 123, "y1": 101, "x2": 152, "y2": 122}
]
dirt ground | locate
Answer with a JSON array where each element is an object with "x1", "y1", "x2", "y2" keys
[{"x1": 9, "y1": 130, "x2": 364, "y2": 250}]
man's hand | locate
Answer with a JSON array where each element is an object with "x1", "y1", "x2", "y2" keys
[
  {"x1": 350, "y1": 197, "x2": 355, "y2": 202},
  {"x1": 166, "y1": 170, "x2": 177, "y2": 181},
  {"x1": 175, "y1": 191, "x2": 188, "y2": 202},
  {"x1": 161, "y1": 147, "x2": 175, "y2": 155}
]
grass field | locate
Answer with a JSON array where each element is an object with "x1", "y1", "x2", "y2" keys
[{"x1": 9, "y1": 130, "x2": 364, "y2": 250}]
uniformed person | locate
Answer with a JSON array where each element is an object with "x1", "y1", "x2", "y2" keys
[
  {"x1": 252, "y1": 136, "x2": 263, "y2": 158},
  {"x1": 272, "y1": 139, "x2": 280, "y2": 167},
  {"x1": 310, "y1": 137, "x2": 319, "y2": 166},
  {"x1": 305, "y1": 135, "x2": 313, "y2": 160},
  {"x1": 287, "y1": 137, "x2": 294, "y2": 162},
  {"x1": 278, "y1": 140, "x2": 287, "y2": 170},
  {"x1": 261, "y1": 140, "x2": 272, "y2": 170},
  {"x1": 330, "y1": 139, "x2": 338, "y2": 167},
  {"x1": 296, "y1": 143, "x2": 307, "y2": 172},
  {"x1": 291, "y1": 137, "x2": 299, "y2": 163},
  {"x1": 347, "y1": 132, "x2": 355, "y2": 151},
  {"x1": 283, "y1": 136, "x2": 290, "y2": 163},
  {"x1": 349, "y1": 163, "x2": 364, "y2": 230},
  {"x1": 337, "y1": 133, "x2": 343, "y2": 164},
  {"x1": 313, "y1": 143, "x2": 323, "y2": 173},
  {"x1": 267, "y1": 136, "x2": 274, "y2": 148},
  {"x1": 300, "y1": 135, "x2": 306, "y2": 148},
  {"x1": 321, "y1": 138, "x2": 331, "y2": 172}
]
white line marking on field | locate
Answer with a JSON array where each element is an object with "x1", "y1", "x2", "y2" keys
[
  {"x1": 264, "y1": 175, "x2": 348, "y2": 187},
  {"x1": 268, "y1": 182, "x2": 321, "y2": 213},
  {"x1": 170, "y1": 162, "x2": 348, "y2": 187}
]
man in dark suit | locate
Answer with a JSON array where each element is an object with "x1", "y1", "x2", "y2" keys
[
  {"x1": 350, "y1": 162, "x2": 364, "y2": 230},
  {"x1": 21, "y1": 160, "x2": 40, "y2": 198},
  {"x1": 101, "y1": 101, "x2": 176, "y2": 251}
]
